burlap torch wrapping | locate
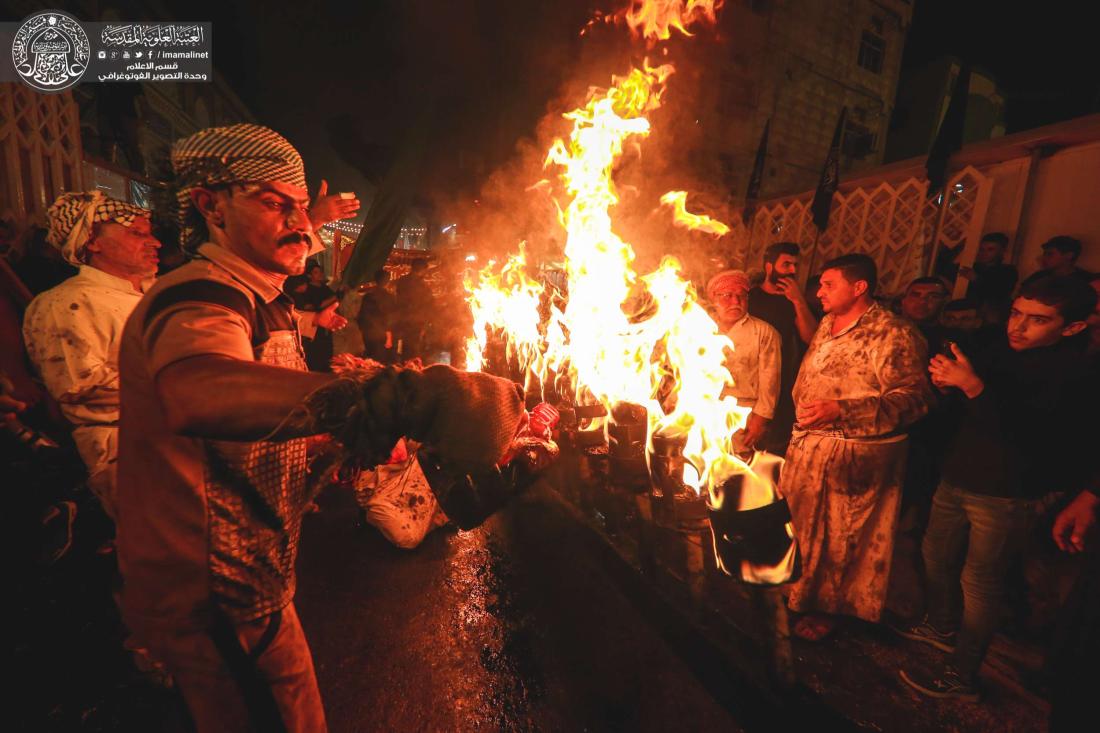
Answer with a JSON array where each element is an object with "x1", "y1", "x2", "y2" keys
[{"x1": 298, "y1": 356, "x2": 559, "y2": 530}]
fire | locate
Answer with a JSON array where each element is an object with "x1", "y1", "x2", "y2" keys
[
  {"x1": 659, "y1": 190, "x2": 731, "y2": 236},
  {"x1": 465, "y1": 55, "x2": 747, "y2": 501},
  {"x1": 463, "y1": 0, "x2": 796, "y2": 584},
  {"x1": 583, "y1": 0, "x2": 725, "y2": 42},
  {"x1": 463, "y1": 244, "x2": 544, "y2": 374},
  {"x1": 621, "y1": 0, "x2": 724, "y2": 41}
]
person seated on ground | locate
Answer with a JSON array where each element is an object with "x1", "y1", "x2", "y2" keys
[
  {"x1": 1021, "y1": 235, "x2": 1093, "y2": 288},
  {"x1": 780, "y1": 254, "x2": 931, "y2": 642},
  {"x1": 22, "y1": 192, "x2": 161, "y2": 522},
  {"x1": 706, "y1": 269, "x2": 781, "y2": 456},
  {"x1": 897, "y1": 274, "x2": 1098, "y2": 702},
  {"x1": 354, "y1": 438, "x2": 450, "y2": 549},
  {"x1": 357, "y1": 269, "x2": 396, "y2": 364}
]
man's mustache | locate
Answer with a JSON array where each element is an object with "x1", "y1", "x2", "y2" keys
[{"x1": 277, "y1": 232, "x2": 311, "y2": 247}]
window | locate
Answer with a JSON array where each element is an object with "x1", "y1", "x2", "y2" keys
[
  {"x1": 842, "y1": 121, "x2": 877, "y2": 160},
  {"x1": 857, "y1": 31, "x2": 885, "y2": 74}
]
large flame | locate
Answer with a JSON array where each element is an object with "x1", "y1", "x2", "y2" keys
[
  {"x1": 583, "y1": 0, "x2": 725, "y2": 42},
  {"x1": 659, "y1": 190, "x2": 731, "y2": 236},
  {"x1": 464, "y1": 0, "x2": 794, "y2": 583},
  {"x1": 466, "y1": 55, "x2": 747, "y2": 501}
]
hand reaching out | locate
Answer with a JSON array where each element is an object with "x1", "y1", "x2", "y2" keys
[
  {"x1": 316, "y1": 300, "x2": 348, "y2": 331},
  {"x1": 309, "y1": 179, "x2": 361, "y2": 228}
]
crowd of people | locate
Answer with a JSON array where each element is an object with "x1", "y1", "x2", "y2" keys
[
  {"x1": 2, "y1": 115, "x2": 1098, "y2": 731},
  {"x1": 707, "y1": 240, "x2": 1098, "y2": 719}
]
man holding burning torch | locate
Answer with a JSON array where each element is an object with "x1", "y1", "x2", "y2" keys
[{"x1": 115, "y1": 123, "x2": 540, "y2": 732}]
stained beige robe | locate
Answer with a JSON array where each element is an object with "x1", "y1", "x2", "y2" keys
[{"x1": 781, "y1": 303, "x2": 930, "y2": 621}]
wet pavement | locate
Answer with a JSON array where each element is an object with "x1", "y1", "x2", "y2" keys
[
  {"x1": 296, "y1": 484, "x2": 753, "y2": 732},
  {"x1": 17, "y1": 477, "x2": 1051, "y2": 732}
]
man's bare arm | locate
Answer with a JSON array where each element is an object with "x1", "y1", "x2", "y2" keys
[{"x1": 155, "y1": 354, "x2": 336, "y2": 441}]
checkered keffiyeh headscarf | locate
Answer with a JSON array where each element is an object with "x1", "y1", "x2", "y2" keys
[
  {"x1": 46, "y1": 191, "x2": 148, "y2": 266},
  {"x1": 170, "y1": 123, "x2": 307, "y2": 246}
]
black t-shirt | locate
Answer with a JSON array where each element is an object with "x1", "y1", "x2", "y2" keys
[
  {"x1": 748, "y1": 287, "x2": 803, "y2": 382},
  {"x1": 747, "y1": 287, "x2": 804, "y2": 448},
  {"x1": 939, "y1": 336, "x2": 1097, "y2": 499}
]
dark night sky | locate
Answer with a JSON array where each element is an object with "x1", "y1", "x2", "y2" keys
[
  {"x1": 898, "y1": 0, "x2": 1099, "y2": 132},
  {"x1": 164, "y1": 0, "x2": 598, "y2": 211},
  {"x1": 165, "y1": 1, "x2": 1099, "y2": 206}
]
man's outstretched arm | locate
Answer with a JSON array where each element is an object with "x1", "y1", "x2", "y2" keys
[{"x1": 156, "y1": 354, "x2": 336, "y2": 441}]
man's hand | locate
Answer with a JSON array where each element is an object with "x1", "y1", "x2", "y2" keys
[
  {"x1": 774, "y1": 275, "x2": 808, "y2": 306},
  {"x1": 1053, "y1": 491, "x2": 1099, "y2": 554},
  {"x1": 928, "y1": 343, "x2": 984, "y2": 398},
  {"x1": 308, "y1": 179, "x2": 361, "y2": 228},
  {"x1": 741, "y1": 412, "x2": 769, "y2": 450},
  {"x1": 959, "y1": 266, "x2": 977, "y2": 281},
  {"x1": 316, "y1": 300, "x2": 348, "y2": 331},
  {"x1": 1, "y1": 393, "x2": 26, "y2": 424},
  {"x1": 796, "y1": 400, "x2": 841, "y2": 429}
]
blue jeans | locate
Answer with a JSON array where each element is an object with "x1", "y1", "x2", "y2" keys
[{"x1": 921, "y1": 481, "x2": 1035, "y2": 683}]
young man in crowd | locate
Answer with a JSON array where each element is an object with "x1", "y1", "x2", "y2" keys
[
  {"x1": 394, "y1": 258, "x2": 435, "y2": 360},
  {"x1": 22, "y1": 192, "x2": 161, "y2": 521},
  {"x1": 1021, "y1": 235, "x2": 1093, "y2": 288},
  {"x1": 898, "y1": 276, "x2": 950, "y2": 355},
  {"x1": 781, "y1": 254, "x2": 931, "y2": 641},
  {"x1": 706, "y1": 269, "x2": 781, "y2": 454},
  {"x1": 116, "y1": 123, "x2": 527, "y2": 732},
  {"x1": 747, "y1": 242, "x2": 818, "y2": 454},
  {"x1": 897, "y1": 276, "x2": 952, "y2": 532},
  {"x1": 357, "y1": 269, "x2": 397, "y2": 363},
  {"x1": 898, "y1": 275, "x2": 1098, "y2": 702},
  {"x1": 956, "y1": 232, "x2": 1018, "y2": 322}
]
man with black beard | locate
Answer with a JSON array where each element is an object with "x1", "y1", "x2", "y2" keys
[{"x1": 747, "y1": 242, "x2": 819, "y2": 454}]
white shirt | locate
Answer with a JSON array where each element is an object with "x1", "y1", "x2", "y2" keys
[
  {"x1": 23, "y1": 266, "x2": 152, "y2": 477},
  {"x1": 723, "y1": 313, "x2": 782, "y2": 420}
]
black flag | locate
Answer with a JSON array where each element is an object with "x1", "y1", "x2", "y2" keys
[
  {"x1": 926, "y1": 61, "x2": 971, "y2": 197},
  {"x1": 742, "y1": 119, "x2": 770, "y2": 226},
  {"x1": 811, "y1": 107, "x2": 847, "y2": 232}
]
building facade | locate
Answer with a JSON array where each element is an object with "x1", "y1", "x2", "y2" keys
[{"x1": 695, "y1": 0, "x2": 914, "y2": 202}]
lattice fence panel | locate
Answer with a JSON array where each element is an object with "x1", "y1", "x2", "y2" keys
[
  {"x1": 727, "y1": 167, "x2": 990, "y2": 296},
  {"x1": 0, "y1": 85, "x2": 84, "y2": 222}
]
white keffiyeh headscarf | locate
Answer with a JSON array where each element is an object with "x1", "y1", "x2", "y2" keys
[{"x1": 46, "y1": 190, "x2": 148, "y2": 266}]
